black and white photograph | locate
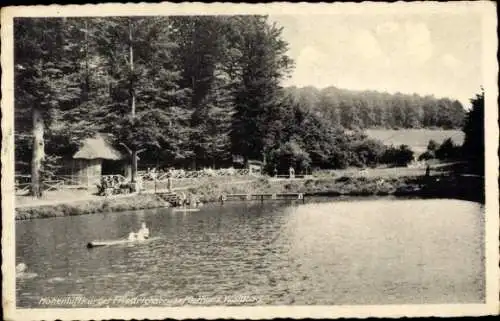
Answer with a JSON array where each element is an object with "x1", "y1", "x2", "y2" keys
[{"x1": 1, "y1": 2, "x2": 498, "y2": 320}]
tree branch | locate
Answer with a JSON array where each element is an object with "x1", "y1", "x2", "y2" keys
[{"x1": 119, "y1": 142, "x2": 132, "y2": 155}]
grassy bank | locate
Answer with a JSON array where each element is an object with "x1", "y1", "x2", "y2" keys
[
  {"x1": 364, "y1": 129, "x2": 465, "y2": 155},
  {"x1": 16, "y1": 194, "x2": 169, "y2": 220},
  {"x1": 184, "y1": 176, "x2": 400, "y2": 201},
  {"x1": 16, "y1": 173, "x2": 483, "y2": 220},
  {"x1": 183, "y1": 174, "x2": 483, "y2": 202}
]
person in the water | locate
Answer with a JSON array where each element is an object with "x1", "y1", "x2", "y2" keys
[
  {"x1": 136, "y1": 232, "x2": 145, "y2": 241},
  {"x1": 137, "y1": 222, "x2": 149, "y2": 239},
  {"x1": 16, "y1": 263, "x2": 27, "y2": 274},
  {"x1": 16, "y1": 263, "x2": 38, "y2": 279},
  {"x1": 127, "y1": 223, "x2": 149, "y2": 241}
]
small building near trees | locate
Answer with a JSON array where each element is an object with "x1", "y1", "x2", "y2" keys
[
  {"x1": 248, "y1": 160, "x2": 263, "y2": 176},
  {"x1": 232, "y1": 155, "x2": 264, "y2": 176},
  {"x1": 71, "y1": 134, "x2": 127, "y2": 187}
]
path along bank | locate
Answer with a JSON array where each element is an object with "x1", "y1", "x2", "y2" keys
[{"x1": 15, "y1": 174, "x2": 483, "y2": 220}]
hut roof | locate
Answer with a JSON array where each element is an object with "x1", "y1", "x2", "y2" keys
[{"x1": 73, "y1": 134, "x2": 124, "y2": 160}]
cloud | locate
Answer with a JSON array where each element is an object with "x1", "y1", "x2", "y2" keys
[
  {"x1": 353, "y1": 29, "x2": 384, "y2": 60},
  {"x1": 291, "y1": 46, "x2": 330, "y2": 87},
  {"x1": 296, "y1": 46, "x2": 327, "y2": 66},
  {"x1": 403, "y1": 22, "x2": 433, "y2": 63},
  {"x1": 275, "y1": 15, "x2": 480, "y2": 106},
  {"x1": 376, "y1": 21, "x2": 400, "y2": 35},
  {"x1": 374, "y1": 21, "x2": 434, "y2": 66},
  {"x1": 442, "y1": 53, "x2": 462, "y2": 70}
]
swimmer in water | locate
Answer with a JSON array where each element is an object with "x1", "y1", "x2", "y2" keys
[
  {"x1": 136, "y1": 232, "x2": 145, "y2": 241},
  {"x1": 16, "y1": 263, "x2": 27, "y2": 274},
  {"x1": 16, "y1": 263, "x2": 37, "y2": 279},
  {"x1": 128, "y1": 232, "x2": 137, "y2": 241},
  {"x1": 137, "y1": 222, "x2": 149, "y2": 239}
]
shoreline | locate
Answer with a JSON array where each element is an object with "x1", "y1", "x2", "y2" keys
[{"x1": 15, "y1": 174, "x2": 484, "y2": 220}]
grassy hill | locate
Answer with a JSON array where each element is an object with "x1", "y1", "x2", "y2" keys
[{"x1": 365, "y1": 129, "x2": 465, "y2": 155}]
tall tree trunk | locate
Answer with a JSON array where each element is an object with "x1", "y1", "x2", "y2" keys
[
  {"x1": 82, "y1": 20, "x2": 90, "y2": 102},
  {"x1": 129, "y1": 19, "x2": 136, "y2": 117},
  {"x1": 31, "y1": 108, "x2": 44, "y2": 198},
  {"x1": 129, "y1": 18, "x2": 137, "y2": 183},
  {"x1": 131, "y1": 151, "x2": 138, "y2": 184}
]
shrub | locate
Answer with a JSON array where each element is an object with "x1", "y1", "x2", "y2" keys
[
  {"x1": 328, "y1": 149, "x2": 350, "y2": 169},
  {"x1": 427, "y1": 139, "x2": 439, "y2": 152},
  {"x1": 268, "y1": 140, "x2": 311, "y2": 174},
  {"x1": 435, "y1": 138, "x2": 461, "y2": 160},
  {"x1": 381, "y1": 144, "x2": 415, "y2": 166},
  {"x1": 351, "y1": 138, "x2": 386, "y2": 167},
  {"x1": 418, "y1": 150, "x2": 435, "y2": 161}
]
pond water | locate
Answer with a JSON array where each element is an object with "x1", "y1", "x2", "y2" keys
[{"x1": 16, "y1": 197, "x2": 485, "y2": 307}]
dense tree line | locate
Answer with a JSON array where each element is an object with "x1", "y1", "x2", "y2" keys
[
  {"x1": 414, "y1": 90, "x2": 484, "y2": 176},
  {"x1": 14, "y1": 16, "x2": 465, "y2": 196},
  {"x1": 461, "y1": 91, "x2": 484, "y2": 176},
  {"x1": 285, "y1": 86, "x2": 465, "y2": 130},
  {"x1": 14, "y1": 16, "x2": 296, "y2": 195}
]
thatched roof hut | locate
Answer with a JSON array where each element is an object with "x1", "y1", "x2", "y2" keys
[
  {"x1": 73, "y1": 134, "x2": 123, "y2": 160},
  {"x1": 71, "y1": 134, "x2": 126, "y2": 187}
]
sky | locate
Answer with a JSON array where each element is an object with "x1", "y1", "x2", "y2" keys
[{"x1": 269, "y1": 13, "x2": 483, "y2": 108}]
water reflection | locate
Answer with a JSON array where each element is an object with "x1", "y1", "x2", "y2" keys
[{"x1": 16, "y1": 198, "x2": 484, "y2": 307}]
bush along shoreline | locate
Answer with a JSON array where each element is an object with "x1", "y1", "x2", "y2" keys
[
  {"x1": 184, "y1": 175, "x2": 483, "y2": 203},
  {"x1": 15, "y1": 174, "x2": 483, "y2": 220}
]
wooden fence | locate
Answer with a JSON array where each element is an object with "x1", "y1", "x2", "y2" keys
[
  {"x1": 142, "y1": 168, "x2": 251, "y2": 181},
  {"x1": 15, "y1": 168, "x2": 258, "y2": 194},
  {"x1": 15, "y1": 174, "x2": 127, "y2": 194}
]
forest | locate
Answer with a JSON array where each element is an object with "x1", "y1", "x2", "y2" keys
[
  {"x1": 14, "y1": 16, "x2": 473, "y2": 196},
  {"x1": 285, "y1": 86, "x2": 465, "y2": 130}
]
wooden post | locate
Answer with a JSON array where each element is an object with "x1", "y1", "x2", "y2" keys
[
  {"x1": 86, "y1": 162, "x2": 90, "y2": 189},
  {"x1": 261, "y1": 194, "x2": 264, "y2": 203},
  {"x1": 167, "y1": 177, "x2": 172, "y2": 192}
]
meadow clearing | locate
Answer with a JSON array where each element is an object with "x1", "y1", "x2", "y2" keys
[{"x1": 364, "y1": 129, "x2": 465, "y2": 155}]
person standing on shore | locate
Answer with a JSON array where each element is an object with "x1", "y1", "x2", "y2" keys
[
  {"x1": 179, "y1": 192, "x2": 187, "y2": 207},
  {"x1": 167, "y1": 169, "x2": 173, "y2": 192}
]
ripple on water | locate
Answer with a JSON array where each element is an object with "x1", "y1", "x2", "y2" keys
[{"x1": 46, "y1": 276, "x2": 66, "y2": 283}]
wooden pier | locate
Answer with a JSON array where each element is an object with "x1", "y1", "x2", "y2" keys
[
  {"x1": 220, "y1": 193, "x2": 305, "y2": 204},
  {"x1": 155, "y1": 191, "x2": 178, "y2": 205},
  {"x1": 153, "y1": 190, "x2": 306, "y2": 206}
]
